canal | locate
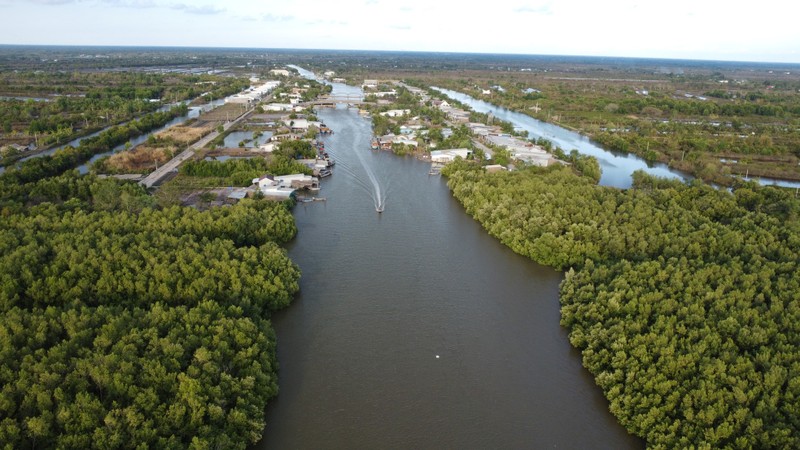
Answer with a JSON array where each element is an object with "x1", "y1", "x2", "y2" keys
[{"x1": 254, "y1": 74, "x2": 642, "y2": 448}]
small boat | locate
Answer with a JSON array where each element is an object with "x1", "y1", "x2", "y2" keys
[
  {"x1": 318, "y1": 168, "x2": 332, "y2": 178},
  {"x1": 376, "y1": 206, "x2": 384, "y2": 213}
]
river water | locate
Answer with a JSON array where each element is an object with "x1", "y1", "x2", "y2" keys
[{"x1": 254, "y1": 74, "x2": 642, "y2": 448}]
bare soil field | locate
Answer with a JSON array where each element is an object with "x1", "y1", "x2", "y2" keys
[
  {"x1": 156, "y1": 125, "x2": 211, "y2": 144},
  {"x1": 105, "y1": 145, "x2": 176, "y2": 173}
]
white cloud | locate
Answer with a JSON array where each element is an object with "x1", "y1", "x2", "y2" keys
[
  {"x1": 513, "y1": 3, "x2": 553, "y2": 15},
  {"x1": 1, "y1": 0, "x2": 799, "y2": 62},
  {"x1": 170, "y1": 3, "x2": 224, "y2": 15}
]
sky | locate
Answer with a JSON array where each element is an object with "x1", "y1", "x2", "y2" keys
[{"x1": 2, "y1": 0, "x2": 800, "y2": 63}]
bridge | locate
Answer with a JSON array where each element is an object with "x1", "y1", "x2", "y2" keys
[{"x1": 305, "y1": 94, "x2": 366, "y2": 106}]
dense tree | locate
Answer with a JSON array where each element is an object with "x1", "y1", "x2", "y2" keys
[{"x1": 0, "y1": 175, "x2": 299, "y2": 449}]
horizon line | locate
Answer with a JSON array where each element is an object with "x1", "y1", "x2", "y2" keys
[{"x1": 1, "y1": 43, "x2": 799, "y2": 67}]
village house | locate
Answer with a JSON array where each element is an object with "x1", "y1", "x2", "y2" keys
[
  {"x1": 297, "y1": 158, "x2": 334, "y2": 176},
  {"x1": 377, "y1": 133, "x2": 419, "y2": 150},
  {"x1": 468, "y1": 122, "x2": 500, "y2": 137},
  {"x1": 226, "y1": 94, "x2": 257, "y2": 105},
  {"x1": 1, "y1": 143, "x2": 36, "y2": 155},
  {"x1": 263, "y1": 103, "x2": 294, "y2": 112},
  {"x1": 226, "y1": 81, "x2": 280, "y2": 105},
  {"x1": 256, "y1": 142, "x2": 278, "y2": 153},
  {"x1": 270, "y1": 69, "x2": 290, "y2": 77},
  {"x1": 430, "y1": 148, "x2": 472, "y2": 163},
  {"x1": 448, "y1": 109, "x2": 471, "y2": 123},
  {"x1": 283, "y1": 119, "x2": 322, "y2": 134},
  {"x1": 252, "y1": 175, "x2": 296, "y2": 199},
  {"x1": 379, "y1": 109, "x2": 411, "y2": 118},
  {"x1": 373, "y1": 90, "x2": 397, "y2": 98},
  {"x1": 269, "y1": 133, "x2": 303, "y2": 142},
  {"x1": 484, "y1": 134, "x2": 551, "y2": 167},
  {"x1": 252, "y1": 173, "x2": 320, "y2": 198},
  {"x1": 274, "y1": 174, "x2": 320, "y2": 192},
  {"x1": 438, "y1": 102, "x2": 470, "y2": 123},
  {"x1": 399, "y1": 124, "x2": 424, "y2": 135},
  {"x1": 362, "y1": 80, "x2": 379, "y2": 89}
]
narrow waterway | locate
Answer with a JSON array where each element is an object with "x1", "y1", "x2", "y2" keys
[{"x1": 254, "y1": 77, "x2": 642, "y2": 448}]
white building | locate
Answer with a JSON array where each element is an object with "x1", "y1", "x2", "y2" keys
[
  {"x1": 270, "y1": 69, "x2": 290, "y2": 77},
  {"x1": 252, "y1": 176, "x2": 296, "y2": 199},
  {"x1": 263, "y1": 103, "x2": 294, "y2": 112},
  {"x1": 283, "y1": 119, "x2": 322, "y2": 133},
  {"x1": 256, "y1": 142, "x2": 277, "y2": 153},
  {"x1": 226, "y1": 94, "x2": 257, "y2": 104},
  {"x1": 274, "y1": 174, "x2": 320, "y2": 191},
  {"x1": 377, "y1": 134, "x2": 418, "y2": 150},
  {"x1": 226, "y1": 81, "x2": 280, "y2": 105},
  {"x1": 379, "y1": 109, "x2": 411, "y2": 118},
  {"x1": 252, "y1": 173, "x2": 320, "y2": 197},
  {"x1": 430, "y1": 149, "x2": 472, "y2": 163},
  {"x1": 374, "y1": 90, "x2": 397, "y2": 98}
]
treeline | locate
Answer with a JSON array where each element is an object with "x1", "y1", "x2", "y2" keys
[
  {"x1": 0, "y1": 174, "x2": 299, "y2": 449},
  {"x1": 1, "y1": 96, "x2": 161, "y2": 137},
  {"x1": 442, "y1": 161, "x2": 800, "y2": 448},
  {"x1": 0, "y1": 105, "x2": 187, "y2": 187},
  {"x1": 274, "y1": 139, "x2": 316, "y2": 159},
  {"x1": 601, "y1": 95, "x2": 799, "y2": 118}
]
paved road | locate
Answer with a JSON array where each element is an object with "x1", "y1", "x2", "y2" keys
[
  {"x1": 140, "y1": 107, "x2": 254, "y2": 188},
  {"x1": 471, "y1": 139, "x2": 494, "y2": 160}
]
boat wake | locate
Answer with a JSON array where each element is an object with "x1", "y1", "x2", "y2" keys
[
  {"x1": 333, "y1": 153, "x2": 388, "y2": 213},
  {"x1": 318, "y1": 111, "x2": 392, "y2": 213}
]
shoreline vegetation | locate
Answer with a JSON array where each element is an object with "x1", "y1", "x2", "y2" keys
[{"x1": 441, "y1": 160, "x2": 800, "y2": 448}]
